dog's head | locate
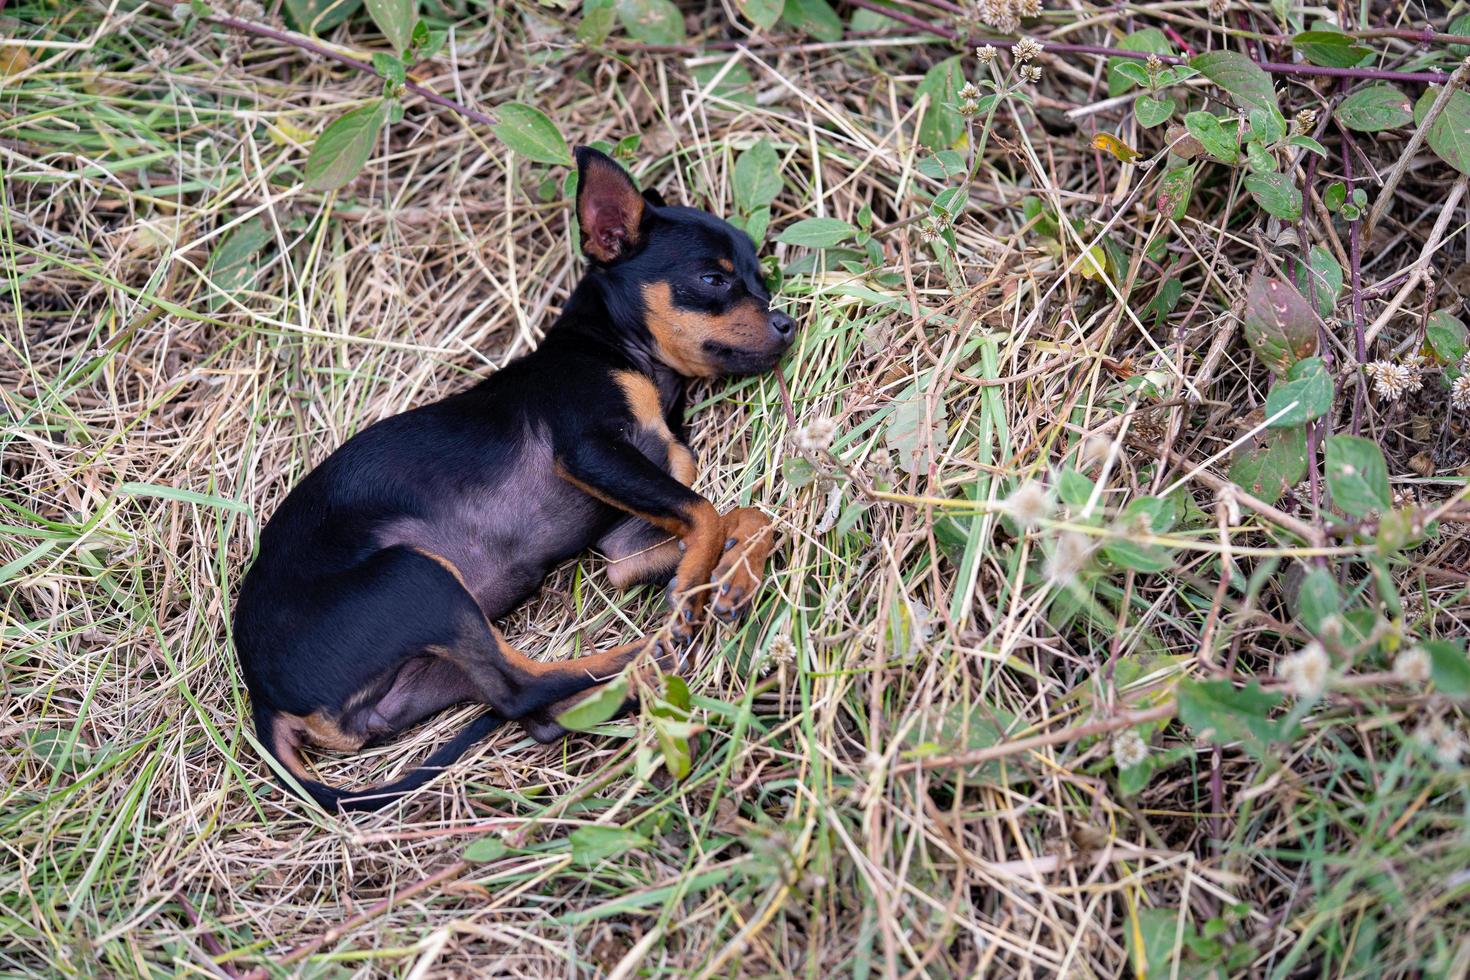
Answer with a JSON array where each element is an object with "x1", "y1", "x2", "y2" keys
[{"x1": 573, "y1": 145, "x2": 796, "y2": 378}]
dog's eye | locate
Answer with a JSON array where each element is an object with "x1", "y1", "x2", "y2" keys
[{"x1": 701, "y1": 273, "x2": 728, "y2": 288}]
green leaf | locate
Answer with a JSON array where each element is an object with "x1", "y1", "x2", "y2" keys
[
  {"x1": 886, "y1": 393, "x2": 946, "y2": 475},
  {"x1": 556, "y1": 674, "x2": 630, "y2": 731},
  {"x1": 690, "y1": 62, "x2": 757, "y2": 107},
  {"x1": 1426, "y1": 308, "x2": 1469, "y2": 365},
  {"x1": 1296, "y1": 567, "x2": 1340, "y2": 635},
  {"x1": 780, "y1": 0, "x2": 842, "y2": 41},
  {"x1": 734, "y1": 139, "x2": 783, "y2": 213},
  {"x1": 371, "y1": 51, "x2": 405, "y2": 88},
  {"x1": 1291, "y1": 30, "x2": 1373, "y2": 68},
  {"x1": 1323, "y1": 181, "x2": 1346, "y2": 211},
  {"x1": 1248, "y1": 107, "x2": 1287, "y2": 144},
  {"x1": 776, "y1": 216, "x2": 856, "y2": 248},
  {"x1": 616, "y1": 0, "x2": 686, "y2": 44},
  {"x1": 915, "y1": 56, "x2": 965, "y2": 149},
  {"x1": 1245, "y1": 139, "x2": 1277, "y2": 173},
  {"x1": 1156, "y1": 165, "x2": 1194, "y2": 219},
  {"x1": 576, "y1": 0, "x2": 617, "y2": 43},
  {"x1": 1288, "y1": 134, "x2": 1328, "y2": 157},
  {"x1": 1324, "y1": 434, "x2": 1391, "y2": 518},
  {"x1": 931, "y1": 186, "x2": 967, "y2": 219},
  {"x1": 738, "y1": 0, "x2": 782, "y2": 29},
  {"x1": 1292, "y1": 246, "x2": 1341, "y2": 319},
  {"x1": 205, "y1": 218, "x2": 273, "y2": 312},
  {"x1": 570, "y1": 825, "x2": 650, "y2": 866},
  {"x1": 1183, "y1": 111, "x2": 1239, "y2": 163},
  {"x1": 1333, "y1": 84, "x2": 1414, "y2": 132},
  {"x1": 1177, "y1": 678, "x2": 1294, "y2": 759},
  {"x1": 1265, "y1": 356, "x2": 1333, "y2": 427},
  {"x1": 363, "y1": 0, "x2": 416, "y2": 54},
  {"x1": 1425, "y1": 640, "x2": 1470, "y2": 697},
  {"x1": 1414, "y1": 87, "x2": 1470, "y2": 176},
  {"x1": 1452, "y1": 13, "x2": 1470, "y2": 58},
  {"x1": 1245, "y1": 171, "x2": 1302, "y2": 220},
  {"x1": 1228, "y1": 426, "x2": 1307, "y2": 505},
  {"x1": 283, "y1": 0, "x2": 363, "y2": 33},
  {"x1": 1102, "y1": 496, "x2": 1176, "y2": 573},
  {"x1": 744, "y1": 206, "x2": 771, "y2": 246},
  {"x1": 783, "y1": 455, "x2": 816, "y2": 488},
  {"x1": 1191, "y1": 49, "x2": 1279, "y2": 114},
  {"x1": 304, "y1": 100, "x2": 389, "y2": 193},
  {"x1": 463, "y1": 837, "x2": 507, "y2": 863},
  {"x1": 651, "y1": 714, "x2": 696, "y2": 779},
  {"x1": 1128, "y1": 908, "x2": 1182, "y2": 980},
  {"x1": 1135, "y1": 94, "x2": 1175, "y2": 128},
  {"x1": 917, "y1": 150, "x2": 967, "y2": 179},
  {"x1": 1113, "y1": 61, "x2": 1152, "y2": 89},
  {"x1": 1242, "y1": 272, "x2": 1317, "y2": 374},
  {"x1": 491, "y1": 103, "x2": 572, "y2": 166},
  {"x1": 1108, "y1": 29, "x2": 1171, "y2": 97}
]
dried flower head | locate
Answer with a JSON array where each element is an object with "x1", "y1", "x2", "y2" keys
[
  {"x1": 1207, "y1": 0, "x2": 1229, "y2": 17},
  {"x1": 978, "y1": 0, "x2": 1020, "y2": 33},
  {"x1": 768, "y1": 633, "x2": 797, "y2": 667},
  {"x1": 1278, "y1": 641, "x2": 1330, "y2": 698},
  {"x1": 147, "y1": 45, "x2": 168, "y2": 66},
  {"x1": 1012, "y1": 37, "x2": 1044, "y2": 62},
  {"x1": 1004, "y1": 480, "x2": 1053, "y2": 528},
  {"x1": 1017, "y1": 0, "x2": 1042, "y2": 15},
  {"x1": 1415, "y1": 716, "x2": 1466, "y2": 767},
  {"x1": 958, "y1": 98, "x2": 981, "y2": 117},
  {"x1": 1365, "y1": 360, "x2": 1413, "y2": 401},
  {"x1": 1451, "y1": 374, "x2": 1470, "y2": 411},
  {"x1": 1112, "y1": 729, "x2": 1150, "y2": 770},
  {"x1": 1144, "y1": 54, "x2": 1163, "y2": 74},
  {"x1": 976, "y1": 44, "x2": 999, "y2": 65},
  {"x1": 1045, "y1": 531, "x2": 1094, "y2": 585},
  {"x1": 958, "y1": 81, "x2": 981, "y2": 101},
  {"x1": 795, "y1": 417, "x2": 837, "y2": 455},
  {"x1": 1394, "y1": 646, "x2": 1432, "y2": 684},
  {"x1": 1292, "y1": 108, "x2": 1317, "y2": 135},
  {"x1": 1403, "y1": 354, "x2": 1425, "y2": 393},
  {"x1": 1020, "y1": 64, "x2": 1044, "y2": 83}
]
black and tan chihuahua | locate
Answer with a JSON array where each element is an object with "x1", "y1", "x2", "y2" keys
[{"x1": 234, "y1": 147, "x2": 793, "y2": 811}]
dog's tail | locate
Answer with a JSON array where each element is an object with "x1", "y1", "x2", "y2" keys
[{"x1": 253, "y1": 704, "x2": 503, "y2": 813}]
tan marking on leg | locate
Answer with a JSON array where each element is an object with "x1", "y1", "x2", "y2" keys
[
  {"x1": 614, "y1": 370, "x2": 673, "y2": 439},
  {"x1": 668, "y1": 442, "x2": 697, "y2": 486},
  {"x1": 280, "y1": 710, "x2": 366, "y2": 753},
  {"x1": 709, "y1": 507, "x2": 775, "y2": 620},
  {"x1": 606, "y1": 538, "x2": 681, "y2": 589}
]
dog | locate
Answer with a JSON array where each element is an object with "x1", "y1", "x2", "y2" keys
[{"x1": 233, "y1": 146, "x2": 794, "y2": 811}]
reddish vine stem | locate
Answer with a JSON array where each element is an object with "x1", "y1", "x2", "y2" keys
[
  {"x1": 203, "y1": 12, "x2": 497, "y2": 128},
  {"x1": 851, "y1": 0, "x2": 1453, "y2": 84}
]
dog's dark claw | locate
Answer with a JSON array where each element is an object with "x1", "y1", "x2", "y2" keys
[
  {"x1": 724, "y1": 537, "x2": 737, "y2": 551},
  {"x1": 720, "y1": 583, "x2": 730, "y2": 594}
]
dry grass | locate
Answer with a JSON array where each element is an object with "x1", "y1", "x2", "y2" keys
[{"x1": 4, "y1": 1, "x2": 1470, "y2": 977}]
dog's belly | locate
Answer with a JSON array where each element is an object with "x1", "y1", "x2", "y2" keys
[{"x1": 376, "y1": 461, "x2": 603, "y2": 620}]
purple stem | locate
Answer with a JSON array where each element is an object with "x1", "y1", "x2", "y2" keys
[
  {"x1": 1341, "y1": 128, "x2": 1368, "y2": 436},
  {"x1": 208, "y1": 14, "x2": 497, "y2": 128}
]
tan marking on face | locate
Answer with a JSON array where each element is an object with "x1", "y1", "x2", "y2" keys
[
  {"x1": 640, "y1": 282, "x2": 769, "y2": 379},
  {"x1": 717, "y1": 258, "x2": 734, "y2": 272}
]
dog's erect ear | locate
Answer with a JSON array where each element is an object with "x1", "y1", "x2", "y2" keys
[
  {"x1": 641, "y1": 185, "x2": 667, "y2": 208},
  {"x1": 574, "y1": 146, "x2": 645, "y2": 264}
]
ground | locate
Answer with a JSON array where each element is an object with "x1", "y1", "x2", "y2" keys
[{"x1": 3, "y1": 1, "x2": 1470, "y2": 977}]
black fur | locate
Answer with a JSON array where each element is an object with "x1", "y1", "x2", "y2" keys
[{"x1": 233, "y1": 147, "x2": 794, "y2": 812}]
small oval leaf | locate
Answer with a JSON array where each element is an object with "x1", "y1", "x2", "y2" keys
[{"x1": 304, "y1": 100, "x2": 390, "y2": 192}]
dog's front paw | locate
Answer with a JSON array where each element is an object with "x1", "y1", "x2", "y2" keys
[
  {"x1": 709, "y1": 508, "x2": 774, "y2": 622},
  {"x1": 664, "y1": 578, "x2": 708, "y2": 644}
]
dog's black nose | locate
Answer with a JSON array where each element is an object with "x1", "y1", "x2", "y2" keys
[{"x1": 769, "y1": 311, "x2": 796, "y2": 340}]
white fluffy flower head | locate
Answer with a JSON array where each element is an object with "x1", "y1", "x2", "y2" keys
[{"x1": 1278, "y1": 641, "x2": 1330, "y2": 698}]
